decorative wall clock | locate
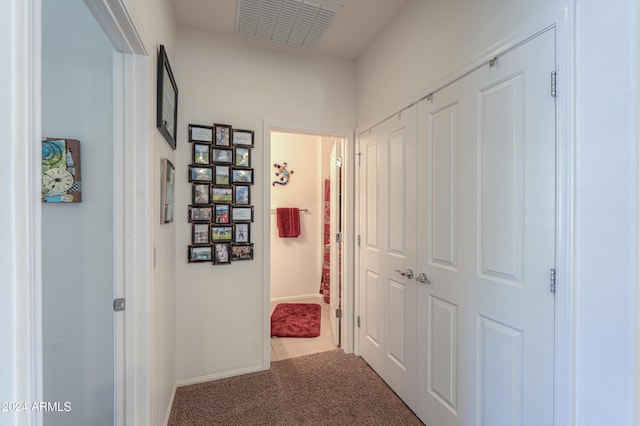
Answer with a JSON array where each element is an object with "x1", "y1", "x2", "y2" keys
[{"x1": 41, "y1": 138, "x2": 82, "y2": 203}]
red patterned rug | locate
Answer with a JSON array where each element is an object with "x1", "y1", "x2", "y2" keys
[{"x1": 271, "y1": 303, "x2": 321, "y2": 338}]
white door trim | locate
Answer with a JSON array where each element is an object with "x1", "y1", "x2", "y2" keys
[{"x1": 262, "y1": 120, "x2": 356, "y2": 367}]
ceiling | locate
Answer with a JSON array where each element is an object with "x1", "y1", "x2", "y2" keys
[{"x1": 171, "y1": 0, "x2": 411, "y2": 60}]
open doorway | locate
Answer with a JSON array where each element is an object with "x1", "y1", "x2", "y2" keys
[{"x1": 269, "y1": 130, "x2": 345, "y2": 361}]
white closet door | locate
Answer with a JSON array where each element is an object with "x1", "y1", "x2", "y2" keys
[
  {"x1": 416, "y1": 28, "x2": 556, "y2": 426},
  {"x1": 358, "y1": 106, "x2": 418, "y2": 409}
]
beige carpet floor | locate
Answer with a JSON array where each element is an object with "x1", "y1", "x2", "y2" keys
[{"x1": 168, "y1": 349, "x2": 424, "y2": 425}]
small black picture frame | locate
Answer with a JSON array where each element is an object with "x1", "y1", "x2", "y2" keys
[
  {"x1": 231, "y1": 206, "x2": 254, "y2": 222},
  {"x1": 189, "y1": 124, "x2": 213, "y2": 144},
  {"x1": 212, "y1": 148, "x2": 233, "y2": 164},
  {"x1": 214, "y1": 203, "x2": 231, "y2": 224},
  {"x1": 232, "y1": 129, "x2": 254, "y2": 147},
  {"x1": 232, "y1": 168, "x2": 254, "y2": 184},
  {"x1": 231, "y1": 244, "x2": 254, "y2": 261},
  {"x1": 211, "y1": 187, "x2": 233, "y2": 203},
  {"x1": 193, "y1": 143, "x2": 210, "y2": 165},
  {"x1": 234, "y1": 223, "x2": 250, "y2": 243},
  {"x1": 234, "y1": 147, "x2": 251, "y2": 168},
  {"x1": 215, "y1": 165, "x2": 231, "y2": 186},
  {"x1": 188, "y1": 245, "x2": 212, "y2": 262},
  {"x1": 213, "y1": 243, "x2": 232, "y2": 265},
  {"x1": 157, "y1": 45, "x2": 178, "y2": 150},
  {"x1": 192, "y1": 183, "x2": 210, "y2": 205},
  {"x1": 214, "y1": 124, "x2": 232, "y2": 147},
  {"x1": 192, "y1": 222, "x2": 210, "y2": 245},
  {"x1": 189, "y1": 165, "x2": 213, "y2": 182},
  {"x1": 233, "y1": 185, "x2": 251, "y2": 205},
  {"x1": 188, "y1": 205, "x2": 212, "y2": 222},
  {"x1": 211, "y1": 225, "x2": 233, "y2": 242}
]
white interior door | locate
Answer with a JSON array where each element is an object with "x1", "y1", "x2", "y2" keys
[
  {"x1": 416, "y1": 28, "x2": 556, "y2": 426},
  {"x1": 358, "y1": 107, "x2": 417, "y2": 409},
  {"x1": 329, "y1": 143, "x2": 341, "y2": 346}
]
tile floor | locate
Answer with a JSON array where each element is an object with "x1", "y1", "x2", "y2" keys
[{"x1": 270, "y1": 296, "x2": 338, "y2": 361}]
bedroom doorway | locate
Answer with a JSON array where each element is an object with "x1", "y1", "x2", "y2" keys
[{"x1": 269, "y1": 130, "x2": 345, "y2": 361}]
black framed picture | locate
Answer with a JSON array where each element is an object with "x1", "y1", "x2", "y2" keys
[
  {"x1": 233, "y1": 185, "x2": 250, "y2": 205},
  {"x1": 211, "y1": 187, "x2": 233, "y2": 203},
  {"x1": 157, "y1": 45, "x2": 178, "y2": 150},
  {"x1": 188, "y1": 245, "x2": 212, "y2": 262},
  {"x1": 212, "y1": 148, "x2": 233, "y2": 164},
  {"x1": 189, "y1": 165, "x2": 213, "y2": 182},
  {"x1": 188, "y1": 205, "x2": 213, "y2": 222},
  {"x1": 189, "y1": 124, "x2": 213, "y2": 144},
  {"x1": 193, "y1": 143, "x2": 210, "y2": 165},
  {"x1": 160, "y1": 158, "x2": 175, "y2": 224},
  {"x1": 232, "y1": 168, "x2": 254, "y2": 184},
  {"x1": 231, "y1": 206, "x2": 254, "y2": 222},
  {"x1": 215, "y1": 165, "x2": 231, "y2": 186},
  {"x1": 214, "y1": 124, "x2": 232, "y2": 147},
  {"x1": 214, "y1": 203, "x2": 230, "y2": 224},
  {"x1": 234, "y1": 147, "x2": 251, "y2": 168},
  {"x1": 234, "y1": 223, "x2": 250, "y2": 243},
  {"x1": 192, "y1": 183, "x2": 210, "y2": 205},
  {"x1": 192, "y1": 222, "x2": 210, "y2": 245},
  {"x1": 231, "y1": 244, "x2": 253, "y2": 261},
  {"x1": 213, "y1": 243, "x2": 232, "y2": 264},
  {"x1": 211, "y1": 225, "x2": 233, "y2": 242},
  {"x1": 232, "y1": 129, "x2": 254, "y2": 147}
]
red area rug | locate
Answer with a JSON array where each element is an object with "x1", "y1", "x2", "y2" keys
[{"x1": 271, "y1": 303, "x2": 321, "y2": 338}]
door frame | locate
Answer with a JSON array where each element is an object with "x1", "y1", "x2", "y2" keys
[
  {"x1": 262, "y1": 120, "x2": 355, "y2": 367},
  {"x1": 354, "y1": 7, "x2": 576, "y2": 426},
  {"x1": 5, "y1": 0, "x2": 152, "y2": 424}
]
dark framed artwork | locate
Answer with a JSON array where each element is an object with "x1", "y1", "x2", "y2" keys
[
  {"x1": 157, "y1": 45, "x2": 178, "y2": 150},
  {"x1": 233, "y1": 185, "x2": 251, "y2": 205},
  {"x1": 215, "y1": 165, "x2": 231, "y2": 186},
  {"x1": 192, "y1": 222, "x2": 210, "y2": 245},
  {"x1": 234, "y1": 147, "x2": 251, "y2": 168},
  {"x1": 234, "y1": 223, "x2": 250, "y2": 243},
  {"x1": 232, "y1": 129, "x2": 254, "y2": 147},
  {"x1": 188, "y1": 205, "x2": 213, "y2": 222},
  {"x1": 214, "y1": 203, "x2": 230, "y2": 224},
  {"x1": 211, "y1": 187, "x2": 233, "y2": 203},
  {"x1": 192, "y1": 183, "x2": 210, "y2": 205},
  {"x1": 188, "y1": 245, "x2": 212, "y2": 262},
  {"x1": 211, "y1": 225, "x2": 233, "y2": 242},
  {"x1": 231, "y1": 244, "x2": 254, "y2": 261},
  {"x1": 212, "y1": 148, "x2": 233, "y2": 164},
  {"x1": 213, "y1": 243, "x2": 232, "y2": 264},
  {"x1": 189, "y1": 124, "x2": 213, "y2": 144},
  {"x1": 214, "y1": 124, "x2": 232, "y2": 147},
  {"x1": 189, "y1": 165, "x2": 213, "y2": 182},
  {"x1": 232, "y1": 168, "x2": 254, "y2": 184},
  {"x1": 193, "y1": 143, "x2": 210, "y2": 165},
  {"x1": 231, "y1": 206, "x2": 254, "y2": 222},
  {"x1": 160, "y1": 158, "x2": 175, "y2": 224}
]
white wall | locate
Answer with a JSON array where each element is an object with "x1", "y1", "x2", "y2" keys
[
  {"x1": 174, "y1": 26, "x2": 355, "y2": 383},
  {"x1": 356, "y1": 0, "x2": 639, "y2": 425},
  {"x1": 41, "y1": 0, "x2": 114, "y2": 424},
  {"x1": 270, "y1": 132, "x2": 323, "y2": 300}
]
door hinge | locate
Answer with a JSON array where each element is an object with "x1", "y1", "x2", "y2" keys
[
  {"x1": 357, "y1": 316, "x2": 360, "y2": 328},
  {"x1": 336, "y1": 308, "x2": 342, "y2": 319},
  {"x1": 336, "y1": 156, "x2": 343, "y2": 168},
  {"x1": 113, "y1": 298, "x2": 125, "y2": 312},
  {"x1": 357, "y1": 235, "x2": 361, "y2": 246},
  {"x1": 336, "y1": 232, "x2": 343, "y2": 243},
  {"x1": 356, "y1": 152, "x2": 362, "y2": 166},
  {"x1": 551, "y1": 71, "x2": 557, "y2": 98},
  {"x1": 550, "y1": 268, "x2": 556, "y2": 294}
]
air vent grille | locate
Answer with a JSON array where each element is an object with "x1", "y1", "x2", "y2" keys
[{"x1": 236, "y1": 0, "x2": 341, "y2": 50}]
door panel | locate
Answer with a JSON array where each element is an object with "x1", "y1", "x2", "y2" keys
[{"x1": 359, "y1": 107, "x2": 417, "y2": 409}]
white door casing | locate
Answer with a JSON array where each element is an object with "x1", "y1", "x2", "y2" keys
[
  {"x1": 358, "y1": 106, "x2": 418, "y2": 409},
  {"x1": 416, "y1": 28, "x2": 556, "y2": 426}
]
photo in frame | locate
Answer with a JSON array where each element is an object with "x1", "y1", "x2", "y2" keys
[
  {"x1": 192, "y1": 183, "x2": 210, "y2": 205},
  {"x1": 234, "y1": 147, "x2": 251, "y2": 168},
  {"x1": 188, "y1": 205, "x2": 213, "y2": 222},
  {"x1": 189, "y1": 124, "x2": 213, "y2": 143},
  {"x1": 211, "y1": 225, "x2": 233, "y2": 242},
  {"x1": 212, "y1": 148, "x2": 233, "y2": 164},
  {"x1": 193, "y1": 143, "x2": 210, "y2": 165},
  {"x1": 232, "y1": 168, "x2": 254, "y2": 184},
  {"x1": 231, "y1": 244, "x2": 254, "y2": 261},
  {"x1": 160, "y1": 158, "x2": 175, "y2": 224},
  {"x1": 213, "y1": 243, "x2": 232, "y2": 264},
  {"x1": 157, "y1": 45, "x2": 178, "y2": 150},
  {"x1": 189, "y1": 165, "x2": 213, "y2": 182},
  {"x1": 231, "y1": 206, "x2": 254, "y2": 222},
  {"x1": 234, "y1": 223, "x2": 250, "y2": 243},
  {"x1": 188, "y1": 245, "x2": 212, "y2": 262},
  {"x1": 214, "y1": 203, "x2": 230, "y2": 224},
  {"x1": 215, "y1": 165, "x2": 231, "y2": 186},
  {"x1": 233, "y1": 185, "x2": 251, "y2": 205},
  {"x1": 232, "y1": 129, "x2": 254, "y2": 147},
  {"x1": 214, "y1": 124, "x2": 232, "y2": 147},
  {"x1": 192, "y1": 222, "x2": 210, "y2": 245},
  {"x1": 212, "y1": 187, "x2": 233, "y2": 203}
]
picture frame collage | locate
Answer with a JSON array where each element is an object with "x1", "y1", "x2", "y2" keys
[{"x1": 187, "y1": 123, "x2": 255, "y2": 264}]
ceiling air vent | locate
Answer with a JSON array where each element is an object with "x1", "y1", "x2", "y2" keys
[{"x1": 236, "y1": 0, "x2": 342, "y2": 50}]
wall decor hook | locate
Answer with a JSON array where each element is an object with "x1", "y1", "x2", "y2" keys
[{"x1": 273, "y1": 162, "x2": 294, "y2": 186}]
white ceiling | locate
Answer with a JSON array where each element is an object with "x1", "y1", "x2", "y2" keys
[{"x1": 171, "y1": 0, "x2": 411, "y2": 60}]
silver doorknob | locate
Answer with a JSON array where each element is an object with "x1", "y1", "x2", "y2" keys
[
  {"x1": 416, "y1": 272, "x2": 430, "y2": 284},
  {"x1": 394, "y1": 269, "x2": 414, "y2": 279}
]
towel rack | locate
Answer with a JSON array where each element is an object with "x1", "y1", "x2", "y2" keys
[{"x1": 270, "y1": 208, "x2": 309, "y2": 213}]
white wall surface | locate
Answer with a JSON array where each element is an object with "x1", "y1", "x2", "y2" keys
[
  {"x1": 123, "y1": 0, "x2": 177, "y2": 423},
  {"x1": 270, "y1": 132, "x2": 323, "y2": 300},
  {"x1": 356, "y1": 0, "x2": 562, "y2": 127},
  {"x1": 41, "y1": 0, "x2": 114, "y2": 424},
  {"x1": 174, "y1": 26, "x2": 355, "y2": 383}
]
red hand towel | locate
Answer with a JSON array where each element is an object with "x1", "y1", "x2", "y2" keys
[{"x1": 276, "y1": 208, "x2": 300, "y2": 238}]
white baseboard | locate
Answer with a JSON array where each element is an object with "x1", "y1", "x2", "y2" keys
[
  {"x1": 163, "y1": 384, "x2": 177, "y2": 426},
  {"x1": 271, "y1": 293, "x2": 322, "y2": 303},
  {"x1": 175, "y1": 364, "x2": 265, "y2": 388}
]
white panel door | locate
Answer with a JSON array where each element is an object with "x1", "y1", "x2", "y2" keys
[
  {"x1": 358, "y1": 107, "x2": 418, "y2": 409},
  {"x1": 329, "y1": 143, "x2": 341, "y2": 346},
  {"x1": 416, "y1": 28, "x2": 556, "y2": 426}
]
